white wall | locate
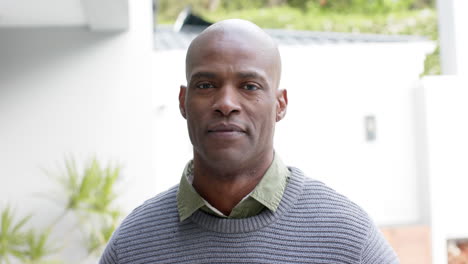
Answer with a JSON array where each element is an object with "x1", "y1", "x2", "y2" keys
[
  {"x1": 0, "y1": 0, "x2": 86, "y2": 26},
  {"x1": 437, "y1": 0, "x2": 468, "y2": 75},
  {"x1": 152, "y1": 50, "x2": 192, "y2": 193},
  {"x1": 421, "y1": 76, "x2": 468, "y2": 264},
  {"x1": 277, "y1": 43, "x2": 431, "y2": 226},
  {"x1": 152, "y1": 41, "x2": 434, "y2": 226},
  {"x1": 0, "y1": 0, "x2": 155, "y2": 262}
]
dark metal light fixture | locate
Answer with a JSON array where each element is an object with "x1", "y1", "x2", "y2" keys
[{"x1": 173, "y1": 6, "x2": 212, "y2": 32}]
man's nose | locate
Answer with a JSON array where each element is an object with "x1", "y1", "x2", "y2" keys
[{"x1": 212, "y1": 85, "x2": 241, "y2": 116}]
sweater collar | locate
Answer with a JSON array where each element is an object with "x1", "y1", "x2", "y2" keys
[
  {"x1": 176, "y1": 153, "x2": 290, "y2": 222},
  {"x1": 188, "y1": 167, "x2": 304, "y2": 233}
]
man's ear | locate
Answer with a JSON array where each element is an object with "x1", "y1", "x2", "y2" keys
[
  {"x1": 179, "y1": 85, "x2": 187, "y2": 119},
  {"x1": 276, "y1": 89, "x2": 288, "y2": 122}
]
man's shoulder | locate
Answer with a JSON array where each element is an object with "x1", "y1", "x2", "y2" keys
[
  {"x1": 282, "y1": 167, "x2": 399, "y2": 263},
  {"x1": 289, "y1": 167, "x2": 371, "y2": 225},
  {"x1": 118, "y1": 185, "x2": 180, "y2": 231},
  {"x1": 100, "y1": 185, "x2": 183, "y2": 263}
]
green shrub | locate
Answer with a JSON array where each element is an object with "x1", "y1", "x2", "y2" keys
[
  {"x1": 47, "y1": 157, "x2": 123, "y2": 257},
  {"x1": 1, "y1": 157, "x2": 124, "y2": 263},
  {"x1": 156, "y1": 1, "x2": 439, "y2": 75},
  {"x1": 0, "y1": 207, "x2": 58, "y2": 264}
]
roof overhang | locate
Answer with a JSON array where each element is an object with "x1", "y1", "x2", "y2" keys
[
  {"x1": 0, "y1": 0, "x2": 128, "y2": 31},
  {"x1": 154, "y1": 25, "x2": 432, "y2": 51}
]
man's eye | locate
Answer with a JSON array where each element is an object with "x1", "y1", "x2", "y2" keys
[
  {"x1": 243, "y1": 84, "x2": 259, "y2": 91},
  {"x1": 196, "y1": 83, "x2": 214, "y2": 89}
]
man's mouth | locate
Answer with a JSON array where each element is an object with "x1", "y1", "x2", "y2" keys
[{"x1": 207, "y1": 123, "x2": 246, "y2": 136}]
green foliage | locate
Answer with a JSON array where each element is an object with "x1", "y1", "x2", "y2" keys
[
  {"x1": 57, "y1": 158, "x2": 121, "y2": 216},
  {"x1": 0, "y1": 207, "x2": 58, "y2": 264},
  {"x1": 156, "y1": 0, "x2": 439, "y2": 75},
  {"x1": 0, "y1": 207, "x2": 30, "y2": 263},
  {"x1": 85, "y1": 215, "x2": 119, "y2": 255},
  {"x1": 1, "y1": 157, "x2": 124, "y2": 263},
  {"x1": 48, "y1": 157, "x2": 123, "y2": 257},
  {"x1": 23, "y1": 229, "x2": 60, "y2": 264},
  {"x1": 423, "y1": 45, "x2": 441, "y2": 75},
  {"x1": 156, "y1": 0, "x2": 435, "y2": 22},
  {"x1": 218, "y1": 0, "x2": 269, "y2": 10},
  {"x1": 156, "y1": 0, "x2": 437, "y2": 38},
  {"x1": 198, "y1": 5, "x2": 436, "y2": 38},
  {"x1": 310, "y1": 0, "x2": 416, "y2": 13}
]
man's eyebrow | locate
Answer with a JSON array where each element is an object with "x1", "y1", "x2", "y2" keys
[
  {"x1": 236, "y1": 71, "x2": 267, "y2": 82},
  {"x1": 190, "y1": 72, "x2": 217, "y2": 80}
]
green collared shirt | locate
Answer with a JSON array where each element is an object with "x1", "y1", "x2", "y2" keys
[{"x1": 176, "y1": 154, "x2": 290, "y2": 222}]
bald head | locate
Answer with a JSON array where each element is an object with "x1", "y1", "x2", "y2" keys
[
  {"x1": 185, "y1": 19, "x2": 282, "y2": 89},
  {"x1": 178, "y1": 19, "x2": 288, "y2": 175}
]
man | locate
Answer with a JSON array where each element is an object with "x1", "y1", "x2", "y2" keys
[{"x1": 100, "y1": 19, "x2": 399, "y2": 263}]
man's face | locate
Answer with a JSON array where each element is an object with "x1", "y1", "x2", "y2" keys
[{"x1": 179, "y1": 32, "x2": 286, "y2": 170}]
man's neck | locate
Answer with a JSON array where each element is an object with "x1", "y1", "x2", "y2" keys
[{"x1": 192, "y1": 152, "x2": 274, "y2": 216}]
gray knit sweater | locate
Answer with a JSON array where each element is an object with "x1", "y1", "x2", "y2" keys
[{"x1": 100, "y1": 167, "x2": 399, "y2": 264}]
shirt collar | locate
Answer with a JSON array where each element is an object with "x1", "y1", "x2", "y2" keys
[
  {"x1": 176, "y1": 153, "x2": 289, "y2": 222},
  {"x1": 176, "y1": 161, "x2": 206, "y2": 221},
  {"x1": 250, "y1": 154, "x2": 289, "y2": 212}
]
